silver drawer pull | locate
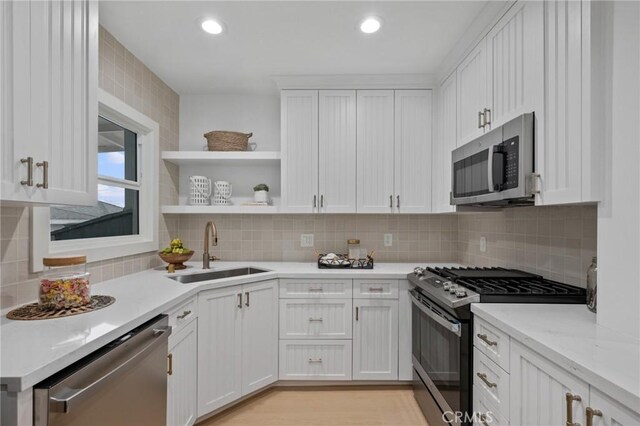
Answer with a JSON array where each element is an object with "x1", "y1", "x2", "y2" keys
[
  {"x1": 308, "y1": 287, "x2": 324, "y2": 292},
  {"x1": 308, "y1": 317, "x2": 323, "y2": 322},
  {"x1": 368, "y1": 287, "x2": 384, "y2": 292},
  {"x1": 308, "y1": 358, "x2": 323, "y2": 363},
  {"x1": 476, "y1": 372, "x2": 497, "y2": 388},
  {"x1": 177, "y1": 310, "x2": 192, "y2": 320},
  {"x1": 477, "y1": 333, "x2": 498, "y2": 346}
]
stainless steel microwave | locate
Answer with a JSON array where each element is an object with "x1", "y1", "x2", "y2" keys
[{"x1": 450, "y1": 113, "x2": 535, "y2": 206}]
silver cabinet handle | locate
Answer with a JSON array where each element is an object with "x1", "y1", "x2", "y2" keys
[
  {"x1": 369, "y1": 287, "x2": 384, "y2": 292},
  {"x1": 566, "y1": 392, "x2": 583, "y2": 426},
  {"x1": 389, "y1": 195, "x2": 393, "y2": 208},
  {"x1": 237, "y1": 293, "x2": 243, "y2": 308},
  {"x1": 313, "y1": 195, "x2": 317, "y2": 208},
  {"x1": 478, "y1": 111, "x2": 484, "y2": 128},
  {"x1": 397, "y1": 195, "x2": 400, "y2": 209},
  {"x1": 20, "y1": 157, "x2": 33, "y2": 186},
  {"x1": 477, "y1": 333, "x2": 497, "y2": 346},
  {"x1": 308, "y1": 287, "x2": 324, "y2": 292},
  {"x1": 36, "y1": 160, "x2": 48, "y2": 189},
  {"x1": 245, "y1": 291, "x2": 250, "y2": 307},
  {"x1": 308, "y1": 358, "x2": 322, "y2": 363},
  {"x1": 308, "y1": 317, "x2": 323, "y2": 322},
  {"x1": 476, "y1": 372, "x2": 497, "y2": 388},
  {"x1": 177, "y1": 310, "x2": 191, "y2": 320},
  {"x1": 355, "y1": 306, "x2": 359, "y2": 321},
  {"x1": 167, "y1": 353, "x2": 173, "y2": 375},
  {"x1": 484, "y1": 108, "x2": 491, "y2": 126},
  {"x1": 320, "y1": 194, "x2": 324, "y2": 208},
  {"x1": 586, "y1": 407, "x2": 602, "y2": 426}
]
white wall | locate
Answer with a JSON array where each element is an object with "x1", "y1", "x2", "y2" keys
[
  {"x1": 178, "y1": 93, "x2": 281, "y2": 202},
  {"x1": 597, "y1": 1, "x2": 640, "y2": 340},
  {"x1": 179, "y1": 93, "x2": 280, "y2": 151}
]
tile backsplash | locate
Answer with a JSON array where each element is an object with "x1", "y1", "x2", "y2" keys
[
  {"x1": 176, "y1": 214, "x2": 459, "y2": 263},
  {"x1": 458, "y1": 205, "x2": 597, "y2": 287},
  {"x1": 0, "y1": 26, "x2": 180, "y2": 308}
]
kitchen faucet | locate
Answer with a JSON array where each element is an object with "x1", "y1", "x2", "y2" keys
[{"x1": 203, "y1": 221, "x2": 219, "y2": 269}]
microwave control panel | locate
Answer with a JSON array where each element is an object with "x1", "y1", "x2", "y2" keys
[{"x1": 493, "y1": 136, "x2": 519, "y2": 191}]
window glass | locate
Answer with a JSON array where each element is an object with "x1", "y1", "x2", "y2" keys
[{"x1": 50, "y1": 116, "x2": 140, "y2": 241}]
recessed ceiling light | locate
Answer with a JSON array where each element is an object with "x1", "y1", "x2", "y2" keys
[
  {"x1": 201, "y1": 19, "x2": 224, "y2": 35},
  {"x1": 360, "y1": 17, "x2": 382, "y2": 34}
]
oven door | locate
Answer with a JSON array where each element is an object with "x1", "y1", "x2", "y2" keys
[{"x1": 411, "y1": 289, "x2": 468, "y2": 423}]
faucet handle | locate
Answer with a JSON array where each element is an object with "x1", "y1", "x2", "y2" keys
[{"x1": 209, "y1": 255, "x2": 221, "y2": 261}]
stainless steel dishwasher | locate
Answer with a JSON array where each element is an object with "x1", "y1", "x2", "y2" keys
[{"x1": 34, "y1": 315, "x2": 171, "y2": 426}]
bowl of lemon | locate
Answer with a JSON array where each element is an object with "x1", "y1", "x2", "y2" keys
[{"x1": 159, "y1": 238, "x2": 194, "y2": 270}]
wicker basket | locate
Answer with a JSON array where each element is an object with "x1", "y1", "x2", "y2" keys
[{"x1": 204, "y1": 131, "x2": 253, "y2": 151}]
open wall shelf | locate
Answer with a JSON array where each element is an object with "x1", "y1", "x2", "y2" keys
[{"x1": 161, "y1": 151, "x2": 281, "y2": 166}]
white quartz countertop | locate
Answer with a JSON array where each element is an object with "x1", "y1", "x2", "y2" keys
[
  {"x1": 1, "y1": 261, "x2": 448, "y2": 392},
  {"x1": 471, "y1": 303, "x2": 640, "y2": 411}
]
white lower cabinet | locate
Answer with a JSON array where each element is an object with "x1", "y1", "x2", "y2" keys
[
  {"x1": 198, "y1": 280, "x2": 278, "y2": 417},
  {"x1": 353, "y1": 299, "x2": 398, "y2": 380},
  {"x1": 279, "y1": 299, "x2": 352, "y2": 339},
  {"x1": 279, "y1": 340, "x2": 352, "y2": 380},
  {"x1": 167, "y1": 319, "x2": 198, "y2": 426},
  {"x1": 588, "y1": 387, "x2": 640, "y2": 426}
]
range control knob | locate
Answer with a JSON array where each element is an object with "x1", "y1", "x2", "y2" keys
[
  {"x1": 448, "y1": 284, "x2": 458, "y2": 294},
  {"x1": 442, "y1": 281, "x2": 452, "y2": 291},
  {"x1": 455, "y1": 288, "x2": 468, "y2": 298}
]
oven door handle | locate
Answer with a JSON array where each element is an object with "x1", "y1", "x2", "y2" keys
[{"x1": 410, "y1": 292, "x2": 461, "y2": 336}]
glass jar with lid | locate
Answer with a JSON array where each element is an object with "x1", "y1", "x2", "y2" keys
[
  {"x1": 347, "y1": 239, "x2": 361, "y2": 260},
  {"x1": 40, "y1": 256, "x2": 91, "y2": 309}
]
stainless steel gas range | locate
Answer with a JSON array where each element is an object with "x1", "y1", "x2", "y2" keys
[{"x1": 407, "y1": 267, "x2": 586, "y2": 425}]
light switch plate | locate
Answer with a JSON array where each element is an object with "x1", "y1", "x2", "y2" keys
[
  {"x1": 384, "y1": 234, "x2": 393, "y2": 247},
  {"x1": 480, "y1": 236, "x2": 487, "y2": 253},
  {"x1": 300, "y1": 234, "x2": 314, "y2": 248}
]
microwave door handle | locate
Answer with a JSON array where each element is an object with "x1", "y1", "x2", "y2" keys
[
  {"x1": 487, "y1": 147, "x2": 495, "y2": 193},
  {"x1": 409, "y1": 292, "x2": 461, "y2": 336}
]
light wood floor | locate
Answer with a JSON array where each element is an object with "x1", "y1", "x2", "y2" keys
[{"x1": 198, "y1": 386, "x2": 428, "y2": 426}]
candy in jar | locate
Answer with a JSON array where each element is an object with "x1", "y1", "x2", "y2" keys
[{"x1": 40, "y1": 256, "x2": 91, "y2": 309}]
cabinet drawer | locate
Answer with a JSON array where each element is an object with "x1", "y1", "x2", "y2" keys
[
  {"x1": 280, "y1": 299, "x2": 352, "y2": 339},
  {"x1": 167, "y1": 296, "x2": 197, "y2": 333},
  {"x1": 279, "y1": 340, "x2": 352, "y2": 380},
  {"x1": 473, "y1": 348, "x2": 510, "y2": 418},
  {"x1": 474, "y1": 316, "x2": 510, "y2": 372},
  {"x1": 473, "y1": 385, "x2": 509, "y2": 426},
  {"x1": 279, "y1": 279, "x2": 352, "y2": 299},
  {"x1": 353, "y1": 279, "x2": 398, "y2": 299}
]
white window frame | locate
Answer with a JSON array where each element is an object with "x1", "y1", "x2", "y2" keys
[{"x1": 31, "y1": 89, "x2": 159, "y2": 272}]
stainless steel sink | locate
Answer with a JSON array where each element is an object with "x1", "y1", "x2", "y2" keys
[{"x1": 168, "y1": 267, "x2": 270, "y2": 284}]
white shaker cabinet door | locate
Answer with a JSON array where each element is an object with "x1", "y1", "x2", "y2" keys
[
  {"x1": 167, "y1": 319, "x2": 198, "y2": 426},
  {"x1": 352, "y1": 299, "x2": 398, "y2": 380},
  {"x1": 241, "y1": 280, "x2": 279, "y2": 396},
  {"x1": 318, "y1": 90, "x2": 357, "y2": 213},
  {"x1": 1, "y1": 0, "x2": 97, "y2": 205},
  {"x1": 356, "y1": 90, "x2": 395, "y2": 213},
  {"x1": 457, "y1": 39, "x2": 489, "y2": 146},
  {"x1": 432, "y1": 72, "x2": 457, "y2": 213},
  {"x1": 197, "y1": 287, "x2": 243, "y2": 416},
  {"x1": 485, "y1": 0, "x2": 543, "y2": 129},
  {"x1": 588, "y1": 387, "x2": 640, "y2": 426},
  {"x1": 510, "y1": 340, "x2": 589, "y2": 426},
  {"x1": 394, "y1": 90, "x2": 432, "y2": 213},
  {"x1": 281, "y1": 90, "x2": 319, "y2": 213}
]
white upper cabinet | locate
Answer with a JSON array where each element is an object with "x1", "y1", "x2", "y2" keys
[
  {"x1": 281, "y1": 90, "x2": 319, "y2": 213},
  {"x1": 432, "y1": 73, "x2": 457, "y2": 213},
  {"x1": 485, "y1": 0, "x2": 544, "y2": 130},
  {"x1": 1, "y1": 0, "x2": 97, "y2": 206},
  {"x1": 537, "y1": 0, "x2": 601, "y2": 205},
  {"x1": 318, "y1": 90, "x2": 357, "y2": 213},
  {"x1": 394, "y1": 90, "x2": 432, "y2": 213},
  {"x1": 457, "y1": 40, "x2": 489, "y2": 146},
  {"x1": 356, "y1": 90, "x2": 395, "y2": 213}
]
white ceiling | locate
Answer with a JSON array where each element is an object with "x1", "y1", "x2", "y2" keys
[{"x1": 99, "y1": 1, "x2": 488, "y2": 95}]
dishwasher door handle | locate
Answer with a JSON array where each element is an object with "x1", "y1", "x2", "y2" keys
[{"x1": 49, "y1": 326, "x2": 170, "y2": 413}]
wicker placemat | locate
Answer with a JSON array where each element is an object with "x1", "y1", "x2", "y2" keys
[{"x1": 7, "y1": 295, "x2": 115, "y2": 320}]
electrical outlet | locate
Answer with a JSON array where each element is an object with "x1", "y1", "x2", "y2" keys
[
  {"x1": 480, "y1": 236, "x2": 487, "y2": 253},
  {"x1": 384, "y1": 234, "x2": 393, "y2": 247},
  {"x1": 300, "y1": 234, "x2": 314, "y2": 248}
]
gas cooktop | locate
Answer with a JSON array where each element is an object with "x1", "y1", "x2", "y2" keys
[{"x1": 408, "y1": 266, "x2": 586, "y2": 310}]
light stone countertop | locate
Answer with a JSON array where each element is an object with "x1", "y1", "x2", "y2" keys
[
  {"x1": 471, "y1": 303, "x2": 640, "y2": 411},
  {"x1": 1, "y1": 261, "x2": 453, "y2": 392}
]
